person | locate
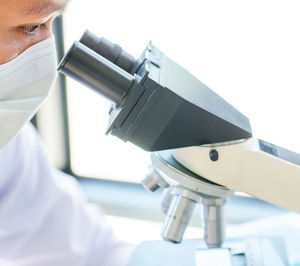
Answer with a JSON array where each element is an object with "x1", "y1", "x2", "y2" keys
[{"x1": 0, "y1": 0, "x2": 135, "y2": 265}]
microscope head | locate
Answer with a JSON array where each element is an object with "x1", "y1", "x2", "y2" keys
[{"x1": 58, "y1": 30, "x2": 252, "y2": 151}]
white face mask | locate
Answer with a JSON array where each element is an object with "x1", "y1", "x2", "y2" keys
[{"x1": 0, "y1": 37, "x2": 57, "y2": 150}]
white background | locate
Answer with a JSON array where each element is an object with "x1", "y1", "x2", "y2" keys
[{"x1": 64, "y1": 0, "x2": 300, "y2": 182}]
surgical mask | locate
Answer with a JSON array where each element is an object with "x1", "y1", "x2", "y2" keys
[{"x1": 0, "y1": 36, "x2": 57, "y2": 150}]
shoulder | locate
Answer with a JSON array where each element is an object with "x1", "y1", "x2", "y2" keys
[
  {"x1": 0, "y1": 123, "x2": 42, "y2": 176},
  {"x1": 1, "y1": 122, "x2": 42, "y2": 155}
]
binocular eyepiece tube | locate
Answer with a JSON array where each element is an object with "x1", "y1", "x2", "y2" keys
[
  {"x1": 80, "y1": 30, "x2": 136, "y2": 74},
  {"x1": 58, "y1": 30, "x2": 136, "y2": 104}
]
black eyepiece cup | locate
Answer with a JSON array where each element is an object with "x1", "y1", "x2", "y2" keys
[{"x1": 58, "y1": 41, "x2": 135, "y2": 103}]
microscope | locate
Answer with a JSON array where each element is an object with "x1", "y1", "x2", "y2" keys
[{"x1": 58, "y1": 31, "x2": 300, "y2": 265}]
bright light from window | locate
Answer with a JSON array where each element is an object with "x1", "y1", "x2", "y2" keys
[{"x1": 64, "y1": 0, "x2": 300, "y2": 182}]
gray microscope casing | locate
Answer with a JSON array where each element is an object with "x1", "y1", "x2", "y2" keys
[{"x1": 58, "y1": 32, "x2": 252, "y2": 151}]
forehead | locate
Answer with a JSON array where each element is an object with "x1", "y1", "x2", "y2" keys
[
  {"x1": 0, "y1": 0, "x2": 68, "y2": 17},
  {"x1": 0, "y1": 0, "x2": 68, "y2": 26}
]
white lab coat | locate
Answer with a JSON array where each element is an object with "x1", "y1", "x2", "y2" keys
[{"x1": 0, "y1": 123, "x2": 134, "y2": 266}]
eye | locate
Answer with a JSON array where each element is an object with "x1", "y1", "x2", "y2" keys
[{"x1": 21, "y1": 23, "x2": 47, "y2": 35}]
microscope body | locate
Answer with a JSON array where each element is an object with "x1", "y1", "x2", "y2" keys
[{"x1": 58, "y1": 31, "x2": 300, "y2": 251}]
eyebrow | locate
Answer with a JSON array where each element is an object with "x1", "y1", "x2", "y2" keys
[{"x1": 24, "y1": 0, "x2": 68, "y2": 16}]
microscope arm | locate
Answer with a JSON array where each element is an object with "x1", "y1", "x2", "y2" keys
[{"x1": 173, "y1": 138, "x2": 300, "y2": 213}]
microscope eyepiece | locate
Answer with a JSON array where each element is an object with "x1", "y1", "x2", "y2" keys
[
  {"x1": 79, "y1": 30, "x2": 136, "y2": 74},
  {"x1": 58, "y1": 40, "x2": 135, "y2": 103}
]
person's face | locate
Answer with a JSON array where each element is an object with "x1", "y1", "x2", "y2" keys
[{"x1": 0, "y1": 0, "x2": 69, "y2": 64}]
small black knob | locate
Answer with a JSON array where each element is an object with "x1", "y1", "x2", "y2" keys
[{"x1": 210, "y1": 149, "x2": 219, "y2": 161}]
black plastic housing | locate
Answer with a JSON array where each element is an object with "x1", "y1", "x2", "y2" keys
[{"x1": 58, "y1": 31, "x2": 252, "y2": 151}]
